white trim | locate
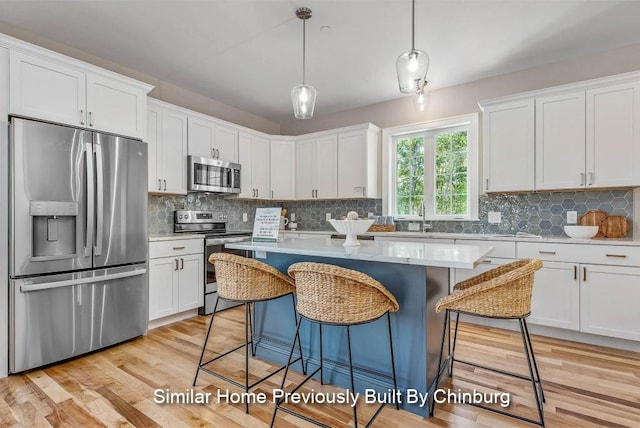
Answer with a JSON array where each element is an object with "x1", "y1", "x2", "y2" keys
[{"x1": 382, "y1": 113, "x2": 479, "y2": 220}]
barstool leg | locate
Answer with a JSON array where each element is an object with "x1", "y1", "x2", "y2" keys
[
  {"x1": 244, "y1": 302, "x2": 250, "y2": 414},
  {"x1": 291, "y1": 294, "x2": 306, "y2": 375},
  {"x1": 319, "y1": 323, "x2": 324, "y2": 385},
  {"x1": 271, "y1": 317, "x2": 303, "y2": 428},
  {"x1": 248, "y1": 302, "x2": 256, "y2": 357},
  {"x1": 193, "y1": 296, "x2": 220, "y2": 386},
  {"x1": 386, "y1": 312, "x2": 399, "y2": 410},
  {"x1": 430, "y1": 309, "x2": 449, "y2": 416},
  {"x1": 522, "y1": 318, "x2": 545, "y2": 403},
  {"x1": 346, "y1": 325, "x2": 358, "y2": 428},
  {"x1": 519, "y1": 318, "x2": 545, "y2": 426},
  {"x1": 450, "y1": 312, "x2": 460, "y2": 377}
]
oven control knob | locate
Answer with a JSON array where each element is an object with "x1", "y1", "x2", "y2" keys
[
  {"x1": 184, "y1": 214, "x2": 189, "y2": 220},
  {"x1": 178, "y1": 215, "x2": 183, "y2": 219},
  {"x1": 223, "y1": 214, "x2": 227, "y2": 219}
]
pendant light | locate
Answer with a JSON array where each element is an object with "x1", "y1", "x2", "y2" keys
[
  {"x1": 292, "y1": 7, "x2": 316, "y2": 119},
  {"x1": 396, "y1": 0, "x2": 429, "y2": 94},
  {"x1": 413, "y1": 81, "x2": 428, "y2": 112}
]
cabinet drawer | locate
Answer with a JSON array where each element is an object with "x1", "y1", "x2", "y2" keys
[
  {"x1": 455, "y1": 239, "x2": 516, "y2": 258},
  {"x1": 150, "y1": 239, "x2": 203, "y2": 259},
  {"x1": 518, "y1": 242, "x2": 640, "y2": 267}
]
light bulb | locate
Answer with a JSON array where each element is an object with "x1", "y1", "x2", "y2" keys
[
  {"x1": 408, "y1": 52, "x2": 418, "y2": 72},
  {"x1": 300, "y1": 87, "x2": 309, "y2": 102},
  {"x1": 417, "y1": 92, "x2": 424, "y2": 104}
]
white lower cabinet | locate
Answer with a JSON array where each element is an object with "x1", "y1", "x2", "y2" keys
[
  {"x1": 527, "y1": 261, "x2": 580, "y2": 330},
  {"x1": 149, "y1": 239, "x2": 203, "y2": 321}
]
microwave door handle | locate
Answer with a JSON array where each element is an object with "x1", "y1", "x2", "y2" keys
[
  {"x1": 84, "y1": 139, "x2": 95, "y2": 257},
  {"x1": 94, "y1": 141, "x2": 104, "y2": 256}
]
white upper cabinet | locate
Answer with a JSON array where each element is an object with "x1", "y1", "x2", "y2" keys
[
  {"x1": 9, "y1": 50, "x2": 150, "y2": 139},
  {"x1": 535, "y1": 91, "x2": 586, "y2": 190},
  {"x1": 270, "y1": 139, "x2": 295, "y2": 200},
  {"x1": 337, "y1": 125, "x2": 380, "y2": 198},
  {"x1": 238, "y1": 132, "x2": 269, "y2": 199},
  {"x1": 481, "y1": 99, "x2": 535, "y2": 192},
  {"x1": 295, "y1": 134, "x2": 338, "y2": 199},
  {"x1": 147, "y1": 99, "x2": 188, "y2": 194},
  {"x1": 187, "y1": 115, "x2": 238, "y2": 162},
  {"x1": 586, "y1": 82, "x2": 640, "y2": 187}
]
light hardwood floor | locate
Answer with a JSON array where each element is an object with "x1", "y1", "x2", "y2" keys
[{"x1": 1, "y1": 306, "x2": 639, "y2": 427}]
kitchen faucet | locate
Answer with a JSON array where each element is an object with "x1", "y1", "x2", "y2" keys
[{"x1": 420, "y1": 202, "x2": 432, "y2": 232}]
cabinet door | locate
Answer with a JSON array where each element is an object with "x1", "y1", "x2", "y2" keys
[
  {"x1": 535, "y1": 91, "x2": 586, "y2": 190},
  {"x1": 586, "y1": 82, "x2": 640, "y2": 187},
  {"x1": 580, "y1": 264, "x2": 640, "y2": 341},
  {"x1": 253, "y1": 136, "x2": 270, "y2": 199},
  {"x1": 338, "y1": 131, "x2": 366, "y2": 198},
  {"x1": 86, "y1": 74, "x2": 145, "y2": 139},
  {"x1": 316, "y1": 134, "x2": 338, "y2": 199},
  {"x1": 216, "y1": 125, "x2": 238, "y2": 162},
  {"x1": 238, "y1": 132, "x2": 254, "y2": 198},
  {"x1": 528, "y1": 261, "x2": 579, "y2": 330},
  {"x1": 482, "y1": 99, "x2": 534, "y2": 192},
  {"x1": 177, "y1": 254, "x2": 203, "y2": 312},
  {"x1": 9, "y1": 51, "x2": 86, "y2": 127},
  {"x1": 146, "y1": 104, "x2": 162, "y2": 192},
  {"x1": 187, "y1": 116, "x2": 215, "y2": 158},
  {"x1": 161, "y1": 108, "x2": 188, "y2": 194},
  {"x1": 270, "y1": 139, "x2": 295, "y2": 199},
  {"x1": 295, "y1": 139, "x2": 316, "y2": 199},
  {"x1": 149, "y1": 257, "x2": 179, "y2": 320}
]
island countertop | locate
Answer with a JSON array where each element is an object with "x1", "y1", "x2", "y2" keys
[{"x1": 226, "y1": 236, "x2": 494, "y2": 269}]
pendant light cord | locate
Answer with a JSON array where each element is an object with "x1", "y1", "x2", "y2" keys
[
  {"x1": 302, "y1": 17, "x2": 306, "y2": 84},
  {"x1": 411, "y1": 0, "x2": 415, "y2": 51}
]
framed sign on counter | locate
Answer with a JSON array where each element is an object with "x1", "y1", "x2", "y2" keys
[{"x1": 252, "y1": 208, "x2": 281, "y2": 242}]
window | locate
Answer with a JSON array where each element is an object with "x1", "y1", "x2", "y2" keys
[{"x1": 383, "y1": 114, "x2": 478, "y2": 220}]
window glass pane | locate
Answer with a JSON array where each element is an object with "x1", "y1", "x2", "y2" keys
[
  {"x1": 397, "y1": 178, "x2": 412, "y2": 196},
  {"x1": 436, "y1": 195, "x2": 452, "y2": 214},
  {"x1": 451, "y1": 131, "x2": 467, "y2": 151},
  {"x1": 452, "y1": 173, "x2": 467, "y2": 193},
  {"x1": 395, "y1": 135, "x2": 425, "y2": 216},
  {"x1": 396, "y1": 197, "x2": 411, "y2": 216},
  {"x1": 452, "y1": 195, "x2": 467, "y2": 214}
]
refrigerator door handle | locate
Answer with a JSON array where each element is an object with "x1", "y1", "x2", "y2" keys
[
  {"x1": 19, "y1": 268, "x2": 147, "y2": 293},
  {"x1": 85, "y1": 140, "x2": 95, "y2": 257},
  {"x1": 94, "y1": 142, "x2": 104, "y2": 256}
]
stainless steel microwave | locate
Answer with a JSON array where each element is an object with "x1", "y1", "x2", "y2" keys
[{"x1": 187, "y1": 155, "x2": 241, "y2": 194}]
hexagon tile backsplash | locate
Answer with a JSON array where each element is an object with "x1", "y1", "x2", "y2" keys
[{"x1": 148, "y1": 189, "x2": 633, "y2": 237}]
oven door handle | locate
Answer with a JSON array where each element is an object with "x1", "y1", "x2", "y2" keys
[{"x1": 206, "y1": 237, "x2": 251, "y2": 246}]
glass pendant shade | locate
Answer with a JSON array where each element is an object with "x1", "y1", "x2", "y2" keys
[
  {"x1": 396, "y1": 49, "x2": 429, "y2": 94},
  {"x1": 291, "y1": 83, "x2": 317, "y2": 119}
]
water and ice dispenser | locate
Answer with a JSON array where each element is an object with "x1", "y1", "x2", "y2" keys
[{"x1": 30, "y1": 201, "x2": 79, "y2": 260}]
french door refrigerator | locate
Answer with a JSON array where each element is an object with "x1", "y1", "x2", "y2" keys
[{"x1": 9, "y1": 117, "x2": 148, "y2": 373}]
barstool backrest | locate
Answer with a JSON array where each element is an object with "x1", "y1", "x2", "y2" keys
[
  {"x1": 287, "y1": 262, "x2": 399, "y2": 325},
  {"x1": 436, "y1": 258, "x2": 543, "y2": 318},
  {"x1": 209, "y1": 253, "x2": 295, "y2": 302}
]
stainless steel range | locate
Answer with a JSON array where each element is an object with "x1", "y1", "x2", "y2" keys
[{"x1": 174, "y1": 210, "x2": 252, "y2": 314}]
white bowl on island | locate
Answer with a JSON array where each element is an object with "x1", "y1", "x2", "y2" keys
[
  {"x1": 564, "y1": 225, "x2": 599, "y2": 239},
  {"x1": 328, "y1": 219, "x2": 375, "y2": 246}
]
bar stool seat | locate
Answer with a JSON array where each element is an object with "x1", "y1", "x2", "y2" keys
[
  {"x1": 271, "y1": 262, "x2": 400, "y2": 428},
  {"x1": 193, "y1": 253, "x2": 304, "y2": 413},
  {"x1": 431, "y1": 258, "x2": 545, "y2": 426}
]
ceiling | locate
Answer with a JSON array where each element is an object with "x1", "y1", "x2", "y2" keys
[{"x1": 1, "y1": 0, "x2": 640, "y2": 124}]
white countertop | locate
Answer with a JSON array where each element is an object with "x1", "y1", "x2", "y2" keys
[
  {"x1": 226, "y1": 237, "x2": 494, "y2": 269},
  {"x1": 149, "y1": 233, "x2": 204, "y2": 242},
  {"x1": 283, "y1": 230, "x2": 640, "y2": 246}
]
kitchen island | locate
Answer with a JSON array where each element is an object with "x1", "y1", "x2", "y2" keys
[{"x1": 226, "y1": 237, "x2": 493, "y2": 417}]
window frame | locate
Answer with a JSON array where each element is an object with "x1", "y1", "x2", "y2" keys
[{"x1": 382, "y1": 113, "x2": 479, "y2": 221}]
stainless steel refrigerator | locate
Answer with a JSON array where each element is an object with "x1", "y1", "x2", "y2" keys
[{"x1": 9, "y1": 117, "x2": 149, "y2": 373}]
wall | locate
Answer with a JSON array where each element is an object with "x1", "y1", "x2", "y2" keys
[
  {"x1": 280, "y1": 42, "x2": 640, "y2": 135},
  {"x1": 149, "y1": 189, "x2": 632, "y2": 238},
  {"x1": 0, "y1": 22, "x2": 281, "y2": 135}
]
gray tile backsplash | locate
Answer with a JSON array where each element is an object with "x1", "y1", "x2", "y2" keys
[{"x1": 149, "y1": 190, "x2": 632, "y2": 237}]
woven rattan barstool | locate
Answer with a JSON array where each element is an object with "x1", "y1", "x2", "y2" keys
[
  {"x1": 193, "y1": 253, "x2": 304, "y2": 413},
  {"x1": 270, "y1": 262, "x2": 400, "y2": 428},
  {"x1": 431, "y1": 258, "x2": 545, "y2": 426}
]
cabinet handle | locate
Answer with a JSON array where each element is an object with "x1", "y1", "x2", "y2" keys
[
  {"x1": 583, "y1": 266, "x2": 587, "y2": 281},
  {"x1": 587, "y1": 172, "x2": 593, "y2": 186},
  {"x1": 80, "y1": 109, "x2": 85, "y2": 125},
  {"x1": 573, "y1": 265, "x2": 577, "y2": 280},
  {"x1": 89, "y1": 111, "x2": 94, "y2": 127},
  {"x1": 538, "y1": 251, "x2": 556, "y2": 255},
  {"x1": 180, "y1": 258, "x2": 184, "y2": 270},
  {"x1": 211, "y1": 148, "x2": 215, "y2": 157},
  {"x1": 481, "y1": 259, "x2": 492, "y2": 264},
  {"x1": 158, "y1": 179, "x2": 162, "y2": 191},
  {"x1": 163, "y1": 179, "x2": 167, "y2": 191},
  {"x1": 362, "y1": 187, "x2": 366, "y2": 196},
  {"x1": 256, "y1": 189, "x2": 259, "y2": 198},
  {"x1": 272, "y1": 190, "x2": 274, "y2": 198},
  {"x1": 580, "y1": 172, "x2": 585, "y2": 186},
  {"x1": 217, "y1": 149, "x2": 220, "y2": 158},
  {"x1": 485, "y1": 178, "x2": 489, "y2": 190},
  {"x1": 606, "y1": 254, "x2": 627, "y2": 258},
  {"x1": 173, "y1": 246, "x2": 185, "y2": 250},
  {"x1": 174, "y1": 259, "x2": 179, "y2": 271}
]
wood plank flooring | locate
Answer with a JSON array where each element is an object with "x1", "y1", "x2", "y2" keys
[{"x1": 0, "y1": 306, "x2": 639, "y2": 427}]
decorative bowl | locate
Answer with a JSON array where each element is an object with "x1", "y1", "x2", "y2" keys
[
  {"x1": 564, "y1": 225, "x2": 598, "y2": 239},
  {"x1": 328, "y1": 219, "x2": 375, "y2": 246}
]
